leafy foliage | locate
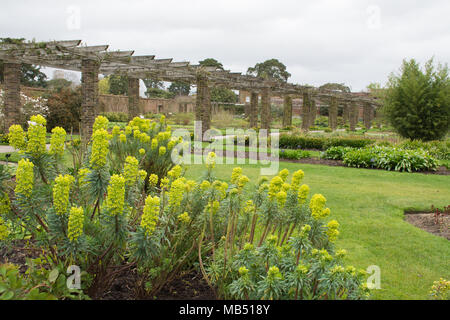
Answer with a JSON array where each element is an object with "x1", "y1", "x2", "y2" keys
[
  {"x1": 247, "y1": 59, "x2": 291, "y2": 82},
  {"x1": 383, "y1": 58, "x2": 450, "y2": 141}
]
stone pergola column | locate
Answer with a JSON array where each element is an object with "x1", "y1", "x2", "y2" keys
[
  {"x1": 3, "y1": 62, "x2": 22, "y2": 132},
  {"x1": 363, "y1": 103, "x2": 372, "y2": 130},
  {"x1": 349, "y1": 102, "x2": 358, "y2": 131},
  {"x1": 249, "y1": 92, "x2": 258, "y2": 128},
  {"x1": 282, "y1": 95, "x2": 293, "y2": 128},
  {"x1": 81, "y1": 59, "x2": 100, "y2": 139},
  {"x1": 260, "y1": 87, "x2": 271, "y2": 130},
  {"x1": 343, "y1": 103, "x2": 350, "y2": 126},
  {"x1": 301, "y1": 92, "x2": 310, "y2": 131},
  {"x1": 308, "y1": 98, "x2": 317, "y2": 128},
  {"x1": 195, "y1": 73, "x2": 211, "y2": 140},
  {"x1": 328, "y1": 96, "x2": 338, "y2": 131},
  {"x1": 128, "y1": 77, "x2": 140, "y2": 120}
]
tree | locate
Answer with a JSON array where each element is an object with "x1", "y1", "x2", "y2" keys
[
  {"x1": 145, "y1": 88, "x2": 175, "y2": 99},
  {"x1": 168, "y1": 81, "x2": 190, "y2": 96},
  {"x1": 98, "y1": 77, "x2": 110, "y2": 95},
  {"x1": 108, "y1": 75, "x2": 128, "y2": 95},
  {"x1": 247, "y1": 59, "x2": 291, "y2": 82},
  {"x1": 199, "y1": 58, "x2": 224, "y2": 70},
  {"x1": 384, "y1": 58, "x2": 450, "y2": 141},
  {"x1": 211, "y1": 87, "x2": 237, "y2": 103},
  {"x1": 0, "y1": 38, "x2": 48, "y2": 87}
]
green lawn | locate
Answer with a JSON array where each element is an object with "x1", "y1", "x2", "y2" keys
[{"x1": 185, "y1": 157, "x2": 450, "y2": 300}]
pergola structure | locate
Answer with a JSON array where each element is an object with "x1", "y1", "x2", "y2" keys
[{"x1": 0, "y1": 39, "x2": 380, "y2": 138}]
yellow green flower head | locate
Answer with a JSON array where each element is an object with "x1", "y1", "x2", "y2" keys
[
  {"x1": 268, "y1": 176, "x2": 283, "y2": 199},
  {"x1": 291, "y1": 170, "x2": 305, "y2": 191},
  {"x1": 278, "y1": 169, "x2": 289, "y2": 182},
  {"x1": 105, "y1": 175, "x2": 125, "y2": 217},
  {"x1": 237, "y1": 175, "x2": 250, "y2": 190},
  {"x1": 185, "y1": 180, "x2": 197, "y2": 192},
  {"x1": 258, "y1": 176, "x2": 269, "y2": 185},
  {"x1": 125, "y1": 126, "x2": 132, "y2": 135},
  {"x1": 15, "y1": 159, "x2": 34, "y2": 197},
  {"x1": 149, "y1": 174, "x2": 158, "y2": 187},
  {"x1": 0, "y1": 216, "x2": 9, "y2": 241},
  {"x1": 309, "y1": 194, "x2": 328, "y2": 220},
  {"x1": 336, "y1": 249, "x2": 347, "y2": 259},
  {"x1": 151, "y1": 138, "x2": 158, "y2": 150},
  {"x1": 276, "y1": 190, "x2": 287, "y2": 208},
  {"x1": 141, "y1": 195, "x2": 160, "y2": 236},
  {"x1": 296, "y1": 265, "x2": 309, "y2": 275},
  {"x1": 112, "y1": 126, "x2": 121, "y2": 136},
  {"x1": 168, "y1": 165, "x2": 182, "y2": 179},
  {"x1": 207, "y1": 200, "x2": 220, "y2": 215},
  {"x1": 0, "y1": 193, "x2": 10, "y2": 215},
  {"x1": 300, "y1": 224, "x2": 311, "y2": 237},
  {"x1": 78, "y1": 168, "x2": 91, "y2": 187},
  {"x1": 297, "y1": 184, "x2": 310, "y2": 205},
  {"x1": 30, "y1": 115, "x2": 46, "y2": 126},
  {"x1": 178, "y1": 212, "x2": 191, "y2": 224},
  {"x1": 238, "y1": 266, "x2": 249, "y2": 277},
  {"x1": 319, "y1": 249, "x2": 333, "y2": 262},
  {"x1": 230, "y1": 188, "x2": 239, "y2": 196},
  {"x1": 168, "y1": 178, "x2": 185, "y2": 208},
  {"x1": 123, "y1": 156, "x2": 139, "y2": 185},
  {"x1": 281, "y1": 183, "x2": 291, "y2": 192},
  {"x1": 138, "y1": 170, "x2": 147, "y2": 182},
  {"x1": 138, "y1": 148, "x2": 146, "y2": 156},
  {"x1": 160, "y1": 177, "x2": 170, "y2": 190},
  {"x1": 139, "y1": 133, "x2": 150, "y2": 144},
  {"x1": 230, "y1": 167, "x2": 243, "y2": 184},
  {"x1": 8, "y1": 125, "x2": 26, "y2": 151},
  {"x1": 267, "y1": 266, "x2": 282, "y2": 279},
  {"x1": 243, "y1": 243, "x2": 254, "y2": 251},
  {"x1": 93, "y1": 116, "x2": 109, "y2": 132},
  {"x1": 167, "y1": 140, "x2": 176, "y2": 150},
  {"x1": 200, "y1": 180, "x2": 211, "y2": 191},
  {"x1": 119, "y1": 133, "x2": 126, "y2": 143},
  {"x1": 159, "y1": 146, "x2": 166, "y2": 156},
  {"x1": 90, "y1": 129, "x2": 110, "y2": 169},
  {"x1": 49, "y1": 127, "x2": 66, "y2": 157},
  {"x1": 331, "y1": 265, "x2": 345, "y2": 275},
  {"x1": 53, "y1": 174, "x2": 75, "y2": 216},
  {"x1": 67, "y1": 206, "x2": 84, "y2": 242},
  {"x1": 259, "y1": 183, "x2": 269, "y2": 193},
  {"x1": 206, "y1": 152, "x2": 216, "y2": 169},
  {"x1": 326, "y1": 220, "x2": 340, "y2": 242},
  {"x1": 26, "y1": 119, "x2": 47, "y2": 156},
  {"x1": 345, "y1": 266, "x2": 357, "y2": 276}
]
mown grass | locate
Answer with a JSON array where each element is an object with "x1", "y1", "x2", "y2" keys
[{"x1": 184, "y1": 156, "x2": 450, "y2": 300}]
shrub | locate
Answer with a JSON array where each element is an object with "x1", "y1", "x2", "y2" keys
[
  {"x1": 279, "y1": 134, "x2": 374, "y2": 151},
  {"x1": 45, "y1": 87, "x2": 82, "y2": 132},
  {"x1": 322, "y1": 146, "x2": 354, "y2": 160},
  {"x1": 204, "y1": 168, "x2": 370, "y2": 300},
  {"x1": 100, "y1": 112, "x2": 128, "y2": 123},
  {"x1": 280, "y1": 149, "x2": 311, "y2": 160},
  {"x1": 399, "y1": 139, "x2": 450, "y2": 160},
  {"x1": 383, "y1": 58, "x2": 450, "y2": 141},
  {"x1": 0, "y1": 119, "x2": 370, "y2": 300}
]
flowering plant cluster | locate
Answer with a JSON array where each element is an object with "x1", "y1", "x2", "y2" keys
[{"x1": 0, "y1": 115, "x2": 368, "y2": 300}]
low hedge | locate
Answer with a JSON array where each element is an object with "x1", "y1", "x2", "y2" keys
[
  {"x1": 323, "y1": 146, "x2": 439, "y2": 172},
  {"x1": 279, "y1": 134, "x2": 375, "y2": 151}
]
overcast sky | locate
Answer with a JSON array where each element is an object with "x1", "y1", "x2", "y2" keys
[{"x1": 1, "y1": 0, "x2": 449, "y2": 91}]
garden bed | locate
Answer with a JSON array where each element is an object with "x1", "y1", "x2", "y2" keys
[{"x1": 405, "y1": 211, "x2": 449, "y2": 240}]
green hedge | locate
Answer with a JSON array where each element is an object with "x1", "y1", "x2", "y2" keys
[
  {"x1": 100, "y1": 112, "x2": 129, "y2": 122},
  {"x1": 323, "y1": 146, "x2": 438, "y2": 172},
  {"x1": 279, "y1": 134, "x2": 374, "y2": 151}
]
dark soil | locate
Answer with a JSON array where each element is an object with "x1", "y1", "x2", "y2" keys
[
  {"x1": 405, "y1": 211, "x2": 449, "y2": 240},
  {"x1": 0, "y1": 240, "x2": 42, "y2": 273},
  {"x1": 100, "y1": 268, "x2": 216, "y2": 300}
]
